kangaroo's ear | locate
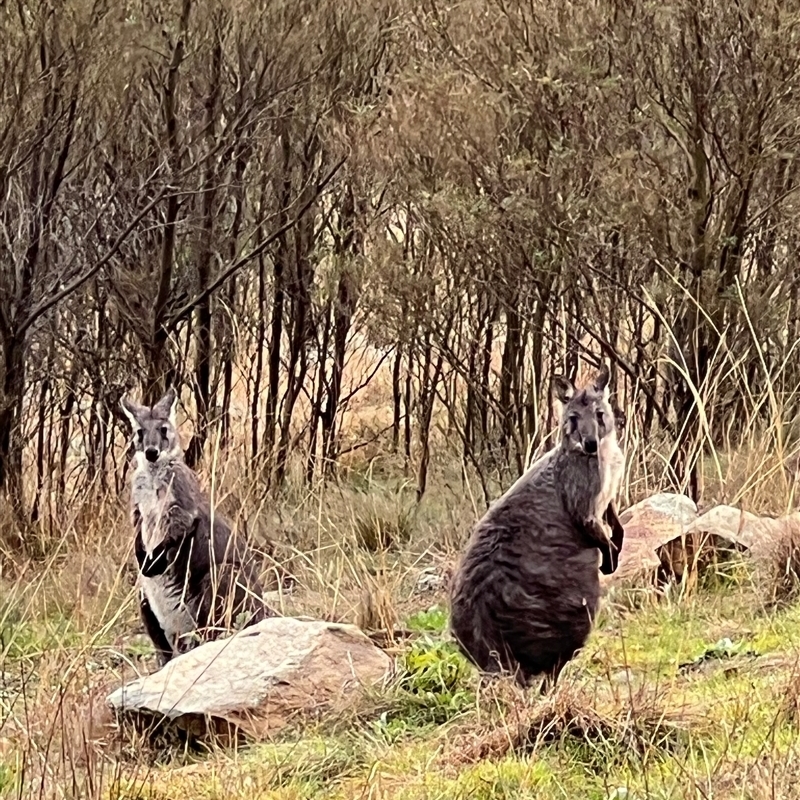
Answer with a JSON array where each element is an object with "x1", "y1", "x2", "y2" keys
[
  {"x1": 553, "y1": 375, "x2": 575, "y2": 404},
  {"x1": 593, "y1": 363, "x2": 610, "y2": 397},
  {"x1": 153, "y1": 387, "x2": 178, "y2": 426},
  {"x1": 120, "y1": 396, "x2": 146, "y2": 430}
]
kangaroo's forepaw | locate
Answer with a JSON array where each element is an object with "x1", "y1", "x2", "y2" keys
[{"x1": 582, "y1": 516, "x2": 611, "y2": 544}]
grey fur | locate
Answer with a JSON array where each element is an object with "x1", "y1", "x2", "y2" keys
[
  {"x1": 449, "y1": 364, "x2": 626, "y2": 691},
  {"x1": 120, "y1": 387, "x2": 276, "y2": 667}
]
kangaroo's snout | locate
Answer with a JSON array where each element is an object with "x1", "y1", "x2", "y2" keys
[
  {"x1": 145, "y1": 447, "x2": 159, "y2": 463},
  {"x1": 583, "y1": 437, "x2": 598, "y2": 455}
]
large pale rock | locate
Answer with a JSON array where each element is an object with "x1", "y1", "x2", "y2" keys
[
  {"x1": 107, "y1": 617, "x2": 393, "y2": 740},
  {"x1": 686, "y1": 505, "x2": 800, "y2": 560},
  {"x1": 604, "y1": 492, "x2": 800, "y2": 588},
  {"x1": 605, "y1": 493, "x2": 699, "y2": 586}
]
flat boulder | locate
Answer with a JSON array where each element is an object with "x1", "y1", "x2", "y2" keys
[{"x1": 107, "y1": 617, "x2": 393, "y2": 741}]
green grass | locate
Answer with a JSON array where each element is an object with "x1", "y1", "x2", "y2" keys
[
  {"x1": 84, "y1": 576, "x2": 800, "y2": 800},
  {"x1": 0, "y1": 609, "x2": 82, "y2": 663},
  {"x1": 405, "y1": 605, "x2": 449, "y2": 634},
  {"x1": 0, "y1": 763, "x2": 17, "y2": 798},
  {"x1": 5, "y1": 484, "x2": 800, "y2": 800}
]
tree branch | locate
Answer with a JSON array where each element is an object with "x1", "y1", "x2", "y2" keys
[
  {"x1": 167, "y1": 154, "x2": 347, "y2": 327},
  {"x1": 18, "y1": 186, "x2": 168, "y2": 337}
]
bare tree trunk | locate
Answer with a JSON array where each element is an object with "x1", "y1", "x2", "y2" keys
[
  {"x1": 479, "y1": 303, "x2": 495, "y2": 448},
  {"x1": 498, "y1": 300, "x2": 524, "y2": 474},
  {"x1": 220, "y1": 278, "x2": 236, "y2": 450},
  {"x1": 251, "y1": 252, "x2": 267, "y2": 466},
  {"x1": 30, "y1": 376, "x2": 49, "y2": 524},
  {"x1": 306, "y1": 311, "x2": 331, "y2": 483},
  {"x1": 186, "y1": 27, "x2": 221, "y2": 468},
  {"x1": 416, "y1": 341, "x2": 446, "y2": 503},
  {"x1": 263, "y1": 134, "x2": 292, "y2": 467},
  {"x1": 274, "y1": 138, "x2": 319, "y2": 487},
  {"x1": 321, "y1": 186, "x2": 362, "y2": 472},
  {"x1": 403, "y1": 350, "x2": 413, "y2": 473},
  {"x1": 391, "y1": 344, "x2": 403, "y2": 453},
  {"x1": 274, "y1": 231, "x2": 313, "y2": 486},
  {"x1": 526, "y1": 273, "x2": 553, "y2": 450},
  {"x1": 146, "y1": 0, "x2": 192, "y2": 403},
  {"x1": 0, "y1": 337, "x2": 27, "y2": 522}
]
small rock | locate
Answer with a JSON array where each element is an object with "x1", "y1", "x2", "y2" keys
[
  {"x1": 609, "y1": 667, "x2": 636, "y2": 686},
  {"x1": 415, "y1": 567, "x2": 445, "y2": 594},
  {"x1": 262, "y1": 588, "x2": 293, "y2": 613},
  {"x1": 607, "y1": 789, "x2": 633, "y2": 800},
  {"x1": 107, "y1": 617, "x2": 393, "y2": 741},
  {"x1": 678, "y1": 637, "x2": 759, "y2": 674}
]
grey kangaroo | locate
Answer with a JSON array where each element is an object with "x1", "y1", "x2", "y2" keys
[
  {"x1": 449, "y1": 364, "x2": 626, "y2": 692},
  {"x1": 120, "y1": 387, "x2": 274, "y2": 667}
]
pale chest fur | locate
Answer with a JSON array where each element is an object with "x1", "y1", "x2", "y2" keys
[
  {"x1": 595, "y1": 432, "x2": 625, "y2": 517},
  {"x1": 138, "y1": 575, "x2": 196, "y2": 645},
  {"x1": 131, "y1": 465, "x2": 176, "y2": 555}
]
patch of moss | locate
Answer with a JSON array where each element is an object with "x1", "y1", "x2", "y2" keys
[{"x1": 405, "y1": 605, "x2": 448, "y2": 635}]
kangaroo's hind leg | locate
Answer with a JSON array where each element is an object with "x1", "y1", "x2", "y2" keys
[
  {"x1": 139, "y1": 590, "x2": 173, "y2": 668},
  {"x1": 538, "y1": 659, "x2": 567, "y2": 695}
]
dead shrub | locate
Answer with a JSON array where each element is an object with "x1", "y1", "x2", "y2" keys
[
  {"x1": 448, "y1": 681, "x2": 709, "y2": 768},
  {"x1": 525, "y1": 686, "x2": 699, "y2": 761}
]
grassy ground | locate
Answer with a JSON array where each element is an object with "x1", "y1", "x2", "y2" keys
[{"x1": 3, "y1": 453, "x2": 800, "y2": 800}]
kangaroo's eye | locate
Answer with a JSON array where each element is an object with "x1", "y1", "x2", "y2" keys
[
  {"x1": 160, "y1": 426, "x2": 168, "y2": 438},
  {"x1": 136, "y1": 430, "x2": 144, "y2": 442},
  {"x1": 596, "y1": 411, "x2": 605, "y2": 425}
]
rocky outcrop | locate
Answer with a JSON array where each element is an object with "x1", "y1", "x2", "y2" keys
[{"x1": 602, "y1": 492, "x2": 800, "y2": 588}]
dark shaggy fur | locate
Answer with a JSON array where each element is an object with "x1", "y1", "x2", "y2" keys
[{"x1": 449, "y1": 367, "x2": 625, "y2": 691}]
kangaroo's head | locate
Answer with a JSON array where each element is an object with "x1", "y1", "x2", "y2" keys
[
  {"x1": 553, "y1": 364, "x2": 615, "y2": 456},
  {"x1": 120, "y1": 388, "x2": 182, "y2": 467}
]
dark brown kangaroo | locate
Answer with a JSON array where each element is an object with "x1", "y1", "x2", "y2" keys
[{"x1": 449, "y1": 364, "x2": 625, "y2": 692}]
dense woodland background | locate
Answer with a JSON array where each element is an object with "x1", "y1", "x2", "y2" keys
[{"x1": 3, "y1": 0, "x2": 800, "y2": 543}]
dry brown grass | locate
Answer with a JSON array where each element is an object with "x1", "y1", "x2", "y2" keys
[
  {"x1": 445, "y1": 678, "x2": 711, "y2": 766},
  {"x1": 6, "y1": 326, "x2": 800, "y2": 798}
]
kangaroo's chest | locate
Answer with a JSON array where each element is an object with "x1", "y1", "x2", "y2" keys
[
  {"x1": 139, "y1": 573, "x2": 196, "y2": 644},
  {"x1": 133, "y1": 476, "x2": 176, "y2": 554},
  {"x1": 595, "y1": 436, "x2": 625, "y2": 515}
]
